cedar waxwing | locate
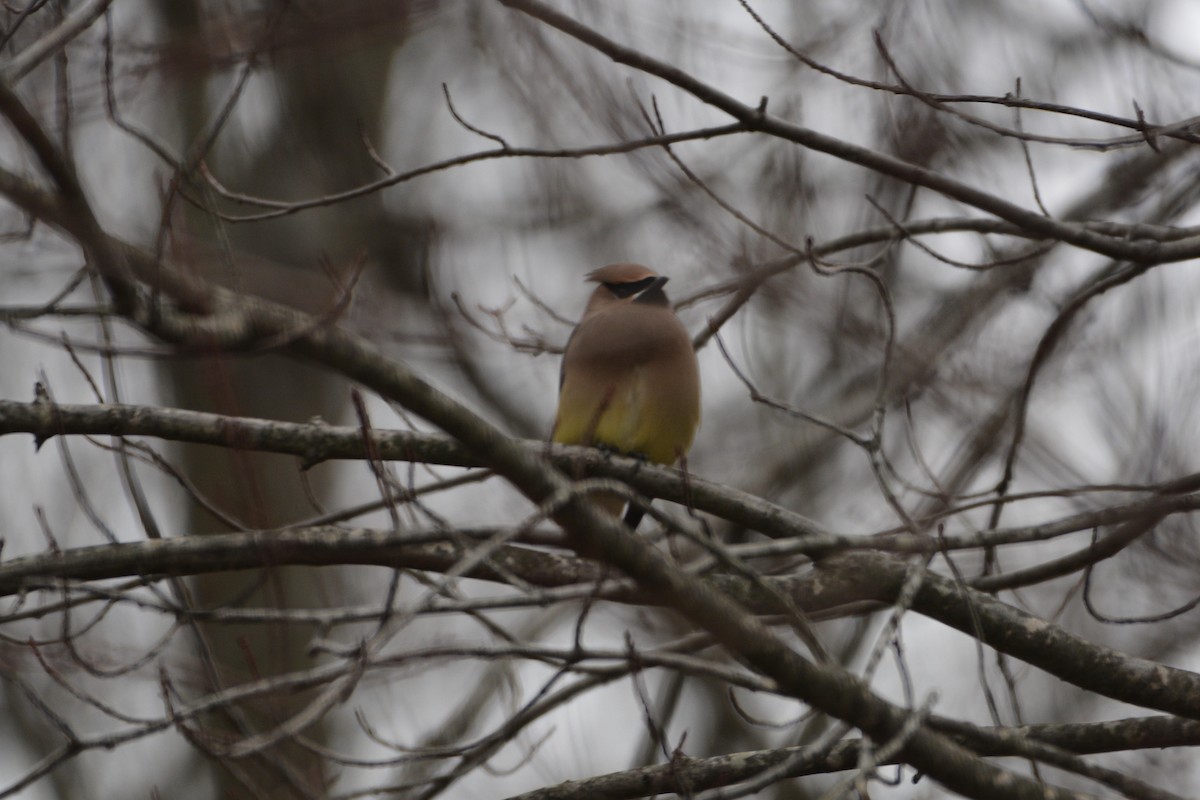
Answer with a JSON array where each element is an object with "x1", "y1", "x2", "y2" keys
[{"x1": 552, "y1": 263, "x2": 701, "y2": 530}]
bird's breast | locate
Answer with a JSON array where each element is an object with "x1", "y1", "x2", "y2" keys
[{"x1": 553, "y1": 302, "x2": 700, "y2": 464}]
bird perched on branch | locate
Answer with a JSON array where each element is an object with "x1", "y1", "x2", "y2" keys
[{"x1": 552, "y1": 263, "x2": 701, "y2": 530}]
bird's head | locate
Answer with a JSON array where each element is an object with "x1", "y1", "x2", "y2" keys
[{"x1": 585, "y1": 263, "x2": 670, "y2": 309}]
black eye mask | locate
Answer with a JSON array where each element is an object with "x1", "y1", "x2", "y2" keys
[{"x1": 605, "y1": 276, "x2": 664, "y2": 299}]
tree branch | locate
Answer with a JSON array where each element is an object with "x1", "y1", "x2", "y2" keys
[{"x1": 498, "y1": 0, "x2": 1200, "y2": 265}]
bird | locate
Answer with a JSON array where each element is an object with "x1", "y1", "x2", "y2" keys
[{"x1": 552, "y1": 263, "x2": 701, "y2": 530}]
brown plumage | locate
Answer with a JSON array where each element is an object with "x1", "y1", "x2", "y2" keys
[{"x1": 552, "y1": 263, "x2": 701, "y2": 529}]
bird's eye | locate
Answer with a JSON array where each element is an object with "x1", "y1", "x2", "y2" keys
[{"x1": 605, "y1": 277, "x2": 658, "y2": 299}]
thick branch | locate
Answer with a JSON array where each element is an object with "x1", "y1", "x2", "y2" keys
[
  {"x1": 6, "y1": 399, "x2": 1199, "y2": 564},
  {"x1": 824, "y1": 552, "x2": 1200, "y2": 719},
  {"x1": 7, "y1": 529, "x2": 1199, "y2": 726},
  {"x1": 511, "y1": 713, "x2": 1200, "y2": 800}
]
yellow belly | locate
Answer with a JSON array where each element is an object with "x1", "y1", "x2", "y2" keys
[{"x1": 553, "y1": 367, "x2": 697, "y2": 465}]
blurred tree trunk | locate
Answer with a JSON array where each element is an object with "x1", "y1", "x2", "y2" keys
[{"x1": 154, "y1": 2, "x2": 423, "y2": 796}]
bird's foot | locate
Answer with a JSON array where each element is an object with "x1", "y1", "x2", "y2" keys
[{"x1": 596, "y1": 443, "x2": 620, "y2": 461}]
